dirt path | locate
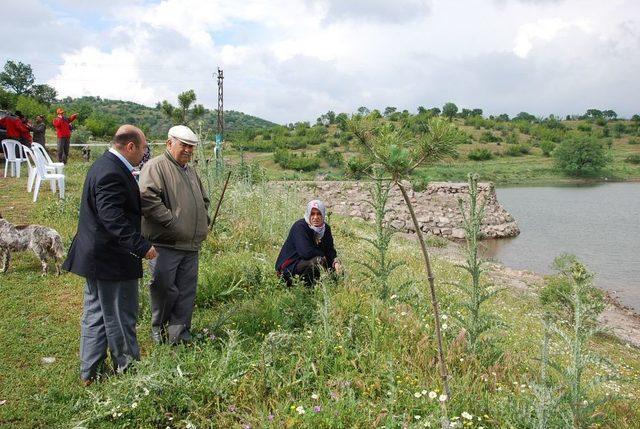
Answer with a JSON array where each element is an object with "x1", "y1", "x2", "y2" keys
[{"x1": 427, "y1": 238, "x2": 640, "y2": 348}]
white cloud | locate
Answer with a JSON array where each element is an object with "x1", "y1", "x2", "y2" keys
[
  {"x1": 513, "y1": 18, "x2": 592, "y2": 57},
  {"x1": 3, "y1": 0, "x2": 639, "y2": 123},
  {"x1": 49, "y1": 46, "x2": 158, "y2": 104}
]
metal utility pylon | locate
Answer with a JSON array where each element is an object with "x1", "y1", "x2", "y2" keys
[{"x1": 215, "y1": 67, "x2": 224, "y2": 169}]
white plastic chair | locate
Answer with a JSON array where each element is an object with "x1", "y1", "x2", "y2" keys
[
  {"x1": 32, "y1": 143, "x2": 64, "y2": 174},
  {"x1": 2, "y1": 139, "x2": 27, "y2": 178},
  {"x1": 22, "y1": 146, "x2": 37, "y2": 192},
  {"x1": 32, "y1": 142, "x2": 64, "y2": 192},
  {"x1": 26, "y1": 147, "x2": 65, "y2": 202}
]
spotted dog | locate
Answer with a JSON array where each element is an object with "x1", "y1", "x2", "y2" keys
[{"x1": 0, "y1": 216, "x2": 64, "y2": 275}]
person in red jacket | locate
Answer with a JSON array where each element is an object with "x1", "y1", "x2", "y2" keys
[
  {"x1": 0, "y1": 111, "x2": 32, "y2": 157},
  {"x1": 52, "y1": 108, "x2": 77, "y2": 163}
]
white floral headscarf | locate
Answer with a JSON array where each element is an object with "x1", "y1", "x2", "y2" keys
[{"x1": 304, "y1": 199, "x2": 326, "y2": 239}]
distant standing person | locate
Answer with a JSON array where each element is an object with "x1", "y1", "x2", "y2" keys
[
  {"x1": 31, "y1": 115, "x2": 46, "y2": 145},
  {"x1": 52, "y1": 108, "x2": 77, "y2": 163},
  {"x1": 62, "y1": 125, "x2": 157, "y2": 385},
  {"x1": 139, "y1": 125, "x2": 210, "y2": 345},
  {"x1": 0, "y1": 111, "x2": 31, "y2": 153}
]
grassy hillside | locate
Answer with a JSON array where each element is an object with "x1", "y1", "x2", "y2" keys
[
  {"x1": 57, "y1": 96, "x2": 277, "y2": 140},
  {"x1": 222, "y1": 115, "x2": 640, "y2": 186},
  {"x1": 0, "y1": 161, "x2": 639, "y2": 428}
]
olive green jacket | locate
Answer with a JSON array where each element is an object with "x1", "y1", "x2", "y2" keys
[{"x1": 139, "y1": 151, "x2": 210, "y2": 251}]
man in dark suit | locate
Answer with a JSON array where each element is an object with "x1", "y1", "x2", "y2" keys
[{"x1": 63, "y1": 124, "x2": 157, "y2": 385}]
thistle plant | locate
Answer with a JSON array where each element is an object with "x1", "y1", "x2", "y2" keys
[
  {"x1": 356, "y1": 171, "x2": 406, "y2": 300},
  {"x1": 348, "y1": 114, "x2": 459, "y2": 404},
  {"x1": 542, "y1": 258, "x2": 613, "y2": 429},
  {"x1": 452, "y1": 173, "x2": 502, "y2": 352},
  {"x1": 528, "y1": 315, "x2": 561, "y2": 429}
]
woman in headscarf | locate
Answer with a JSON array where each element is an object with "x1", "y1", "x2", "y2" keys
[{"x1": 275, "y1": 199, "x2": 342, "y2": 286}]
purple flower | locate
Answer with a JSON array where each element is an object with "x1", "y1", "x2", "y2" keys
[
  {"x1": 242, "y1": 425, "x2": 251, "y2": 429},
  {"x1": 313, "y1": 406, "x2": 322, "y2": 413},
  {"x1": 268, "y1": 414, "x2": 275, "y2": 421},
  {"x1": 330, "y1": 391, "x2": 338, "y2": 400},
  {"x1": 228, "y1": 405, "x2": 236, "y2": 413}
]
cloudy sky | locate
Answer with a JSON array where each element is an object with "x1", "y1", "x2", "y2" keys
[{"x1": 1, "y1": 0, "x2": 638, "y2": 123}]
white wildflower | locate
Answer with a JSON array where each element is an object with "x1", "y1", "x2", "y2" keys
[
  {"x1": 296, "y1": 405, "x2": 305, "y2": 415},
  {"x1": 414, "y1": 392, "x2": 422, "y2": 398},
  {"x1": 428, "y1": 391, "x2": 437, "y2": 399},
  {"x1": 439, "y1": 394, "x2": 448, "y2": 402},
  {"x1": 461, "y1": 411, "x2": 472, "y2": 420},
  {"x1": 311, "y1": 393, "x2": 319, "y2": 400}
]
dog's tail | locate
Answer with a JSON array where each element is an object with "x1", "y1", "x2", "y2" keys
[{"x1": 51, "y1": 234, "x2": 65, "y2": 260}]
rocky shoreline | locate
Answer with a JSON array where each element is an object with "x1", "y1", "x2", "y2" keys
[{"x1": 426, "y1": 237, "x2": 640, "y2": 348}]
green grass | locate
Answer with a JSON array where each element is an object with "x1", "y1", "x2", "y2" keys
[{"x1": 1, "y1": 158, "x2": 640, "y2": 427}]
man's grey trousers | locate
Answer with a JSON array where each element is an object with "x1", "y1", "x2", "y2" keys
[
  {"x1": 80, "y1": 278, "x2": 140, "y2": 381},
  {"x1": 149, "y1": 247, "x2": 199, "y2": 343}
]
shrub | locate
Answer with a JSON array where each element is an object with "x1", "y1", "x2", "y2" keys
[
  {"x1": 504, "y1": 144, "x2": 530, "y2": 156},
  {"x1": 479, "y1": 131, "x2": 501, "y2": 143},
  {"x1": 576, "y1": 124, "x2": 592, "y2": 132},
  {"x1": 624, "y1": 154, "x2": 640, "y2": 164},
  {"x1": 273, "y1": 149, "x2": 320, "y2": 171},
  {"x1": 539, "y1": 140, "x2": 556, "y2": 157},
  {"x1": 628, "y1": 138, "x2": 639, "y2": 145},
  {"x1": 467, "y1": 148, "x2": 494, "y2": 161},
  {"x1": 70, "y1": 125, "x2": 92, "y2": 145},
  {"x1": 553, "y1": 136, "x2": 610, "y2": 176},
  {"x1": 505, "y1": 132, "x2": 519, "y2": 145},
  {"x1": 318, "y1": 146, "x2": 344, "y2": 167}
]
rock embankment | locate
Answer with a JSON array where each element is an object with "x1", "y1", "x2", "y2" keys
[{"x1": 289, "y1": 181, "x2": 520, "y2": 239}]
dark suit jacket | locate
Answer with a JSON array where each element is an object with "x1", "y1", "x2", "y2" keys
[{"x1": 63, "y1": 151, "x2": 152, "y2": 280}]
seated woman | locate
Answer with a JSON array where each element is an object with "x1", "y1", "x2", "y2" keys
[{"x1": 275, "y1": 200, "x2": 342, "y2": 286}]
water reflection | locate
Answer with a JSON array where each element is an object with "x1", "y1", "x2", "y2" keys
[{"x1": 481, "y1": 182, "x2": 640, "y2": 311}]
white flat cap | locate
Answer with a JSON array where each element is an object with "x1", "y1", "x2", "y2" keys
[{"x1": 168, "y1": 125, "x2": 199, "y2": 146}]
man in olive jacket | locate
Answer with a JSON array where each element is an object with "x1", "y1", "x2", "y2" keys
[{"x1": 138, "y1": 125, "x2": 210, "y2": 344}]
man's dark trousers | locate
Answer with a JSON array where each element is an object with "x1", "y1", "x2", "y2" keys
[
  {"x1": 80, "y1": 278, "x2": 140, "y2": 380},
  {"x1": 149, "y1": 247, "x2": 199, "y2": 344},
  {"x1": 57, "y1": 136, "x2": 70, "y2": 163}
]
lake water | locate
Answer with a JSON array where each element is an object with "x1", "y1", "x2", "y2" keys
[{"x1": 482, "y1": 182, "x2": 640, "y2": 312}]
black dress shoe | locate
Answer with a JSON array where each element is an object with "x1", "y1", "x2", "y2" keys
[{"x1": 151, "y1": 327, "x2": 164, "y2": 344}]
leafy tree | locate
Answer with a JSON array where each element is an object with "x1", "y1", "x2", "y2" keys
[
  {"x1": 584, "y1": 109, "x2": 603, "y2": 119},
  {"x1": 15, "y1": 95, "x2": 47, "y2": 119},
  {"x1": 631, "y1": 114, "x2": 640, "y2": 124},
  {"x1": 417, "y1": 105, "x2": 427, "y2": 114},
  {"x1": 496, "y1": 113, "x2": 510, "y2": 122},
  {"x1": 0, "y1": 87, "x2": 17, "y2": 110},
  {"x1": 428, "y1": 107, "x2": 441, "y2": 116},
  {"x1": 602, "y1": 110, "x2": 617, "y2": 120},
  {"x1": 515, "y1": 111, "x2": 536, "y2": 122},
  {"x1": 553, "y1": 136, "x2": 609, "y2": 176},
  {"x1": 75, "y1": 103, "x2": 94, "y2": 123},
  {"x1": 356, "y1": 106, "x2": 370, "y2": 116},
  {"x1": 31, "y1": 84, "x2": 57, "y2": 105},
  {"x1": 383, "y1": 106, "x2": 397, "y2": 117},
  {"x1": 471, "y1": 108, "x2": 483, "y2": 117},
  {"x1": 0, "y1": 60, "x2": 35, "y2": 95},
  {"x1": 442, "y1": 102, "x2": 458, "y2": 121},
  {"x1": 335, "y1": 112, "x2": 349, "y2": 131},
  {"x1": 370, "y1": 109, "x2": 383, "y2": 119},
  {"x1": 84, "y1": 112, "x2": 118, "y2": 138},
  {"x1": 326, "y1": 110, "x2": 336, "y2": 124},
  {"x1": 459, "y1": 108, "x2": 473, "y2": 119}
]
